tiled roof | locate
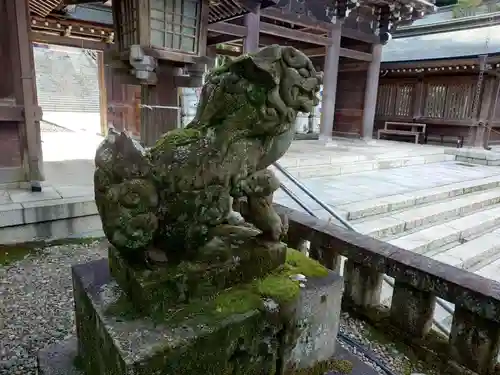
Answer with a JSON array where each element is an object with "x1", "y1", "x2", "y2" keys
[{"x1": 382, "y1": 24, "x2": 500, "y2": 62}]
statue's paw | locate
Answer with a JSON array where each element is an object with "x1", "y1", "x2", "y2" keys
[
  {"x1": 107, "y1": 212, "x2": 158, "y2": 251},
  {"x1": 278, "y1": 213, "x2": 289, "y2": 239}
]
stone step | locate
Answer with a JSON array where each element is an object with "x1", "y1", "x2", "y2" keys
[
  {"x1": 352, "y1": 187, "x2": 500, "y2": 239},
  {"x1": 0, "y1": 195, "x2": 101, "y2": 244},
  {"x1": 280, "y1": 154, "x2": 455, "y2": 178},
  {"x1": 379, "y1": 229, "x2": 500, "y2": 307},
  {"x1": 432, "y1": 230, "x2": 500, "y2": 272},
  {"x1": 338, "y1": 175, "x2": 500, "y2": 221},
  {"x1": 387, "y1": 205, "x2": 500, "y2": 254}
]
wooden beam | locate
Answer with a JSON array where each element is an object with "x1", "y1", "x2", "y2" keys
[
  {"x1": 30, "y1": 31, "x2": 110, "y2": 50},
  {"x1": 304, "y1": 47, "x2": 373, "y2": 61},
  {"x1": 261, "y1": 7, "x2": 378, "y2": 44},
  {"x1": 207, "y1": 34, "x2": 242, "y2": 45},
  {"x1": 339, "y1": 61, "x2": 370, "y2": 71},
  {"x1": 0, "y1": 105, "x2": 24, "y2": 122},
  {"x1": 341, "y1": 48, "x2": 372, "y2": 62},
  {"x1": 341, "y1": 27, "x2": 379, "y2": 44},
  {"x1": 215, "y1": 48, "x2": 240, "y2": 57},
  {"x1": 382, "y1": 56, "x2": 500, "y2": 70},
  {"x1": 260, "y1": 7, "x2": 334, "y2": 31},
  {"x1": 304, "y1": 47, "x2": 325, "y2": 57},
  {"x1": 486, "y1": 70, "x2": 500, "y2": 79},
  {"x1": 260, "y1": 22, "x2": 331, "y2": 45},
  {"x1": 207, "y1": 22, "x2": 246, "y2": 37}
]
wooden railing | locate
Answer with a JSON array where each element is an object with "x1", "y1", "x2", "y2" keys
[{"x1": 275, "y1": 204, "x2": 500, "y2": 375}]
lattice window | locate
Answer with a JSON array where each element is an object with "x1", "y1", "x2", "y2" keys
[
  {"x1": 424, "y1": 82, "x2": 474, "y2": 119},
  {"x1": 376, "y1": 83, "x2": 414, "y2": 117},
  {"x1": 376, "y1": 84, "x2": 396, "y2": 116},
  {"x1": 394, "y1": 84, "x2": 414, "y2": 117},
  {"x1": 150, "y1": 0, "x2": 200, "y2": 54},
  {"x1": 117, "y1": 0, "x2": 138, "y2": 50}
]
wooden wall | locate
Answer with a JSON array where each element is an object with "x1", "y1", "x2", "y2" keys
[
  {"x1": 0, "y1": 121, "x2": 22, "y2": 168},
  {"x1": 0, "y1": 0, "x2": 21, "y2": 169},
  {"x1": 375, "y1": 74, "x2": 500, "y2": 142},
  {"x1": 105, "y1": 66, "x2": 141, "y2": 138},
  {"x1": 334, "y1": 70, "x2": 367, "y2": 135}
]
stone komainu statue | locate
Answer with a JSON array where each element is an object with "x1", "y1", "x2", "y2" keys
[{"x1": 94, "y1": 45, "x2": 323, "y2": 264}]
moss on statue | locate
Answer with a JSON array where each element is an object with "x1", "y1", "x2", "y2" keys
[
  {"x1": 151, "y1": 127, "x2": 202, "y2": 151},
  {"x1": 106, "y1": 248, "x2": 328, "y2": 325}
]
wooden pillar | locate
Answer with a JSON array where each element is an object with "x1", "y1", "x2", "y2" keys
[
  {"x1": 361, "y1": 43, "x2": 382, "y2": 140},
  {"x1": 471, "y1": 77, "x2": 498, "y2": 148},
  {"x1": 206, "y1": 45, "x2": 217, "y2": 70},
  {"x1": 97, "y1": 52, "x2": 108, "y2": 136},
  {"x1": 140, "y1": 64, "x2": 180, "y2": 147},
  {"x1": 319, "y1": 27, "x2": 341, "y2": 141},
  {"x1": 243, "y1": 7, "x2": 260, "y2": 53},
  {"x1": 104, "y1": 65, "x2": 126, "y2": 133},
  {"x1": 0, "y1": 0, "x2": 43, "y2": 187}
]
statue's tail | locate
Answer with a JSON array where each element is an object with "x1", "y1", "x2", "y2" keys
[{"x1": 94, "y1": 129, "x2": 158, "y2": 252}]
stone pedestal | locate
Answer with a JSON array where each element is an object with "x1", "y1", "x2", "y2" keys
[{"x1": 38, "y1": 249, "x2": 344, "y2": 375}]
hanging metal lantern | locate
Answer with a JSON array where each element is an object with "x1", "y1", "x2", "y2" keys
[{"x1": 113, "y1": 0, "x2": 208, "y2": 63}]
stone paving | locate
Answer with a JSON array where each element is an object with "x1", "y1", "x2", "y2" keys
[{"x1": 274, "y1": 159, "x2": 500, "y2": 218}]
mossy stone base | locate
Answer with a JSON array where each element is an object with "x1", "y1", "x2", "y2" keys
[
  {"x1": 73, "y1": 258, "x2": 283, "y2": 375},
  {"x1": 109, "y1": 240, "x2": 287, "y2": 314},
  {"x1": 70, "y1": 249, "x2": 344, "y2": 375}
]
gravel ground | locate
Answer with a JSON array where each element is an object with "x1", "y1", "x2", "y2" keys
[
  {"x1": 0, "y1": 241, "x2": 434, "y2": 375},
  {"x1": 339, "y1": 313, "x2": 438, "y2": 375},
  {"x1": 0, "y1": 241, "x2": 106, "y2": 375}
]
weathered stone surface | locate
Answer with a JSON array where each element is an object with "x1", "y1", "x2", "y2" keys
[
  {"x1": 72, "y1": 249, "x2": 341, "y2": 375},
  {"x1": 108, "y1": 240, "x2": 287, "y2": 313},
  {"x1": 449, "y1": 306, "x2": 500, "y2": 374},
  {"x1": 343, "y1": 260, "x2": 382, "y2": 308},
  {"x1": 73, "y1": 259, "x2": 280, "y2": 375},
  {"x1": 285, "y1": 270, "x2": 343, "y2": 370},
  {"x1": 93, "y1": 45, "x2": 323, "y2": 265},
  {"x1": 390, "y1": 281, "x2": 435, "y2": 338}
]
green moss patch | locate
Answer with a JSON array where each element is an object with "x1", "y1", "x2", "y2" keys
[
  {"x1": 285, "y1": 249, "x2": 329, "y2": 278},
  {"x1": 152, "y1": 128, "x2": 202, "y2": 151},
  {"x1": 106, "y1": 248, "x2": 329, "y2": 326}
]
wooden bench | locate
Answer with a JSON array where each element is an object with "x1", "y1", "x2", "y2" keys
[{"x1": 377, "y1": 121, "x2": 426, "y2": 144}]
